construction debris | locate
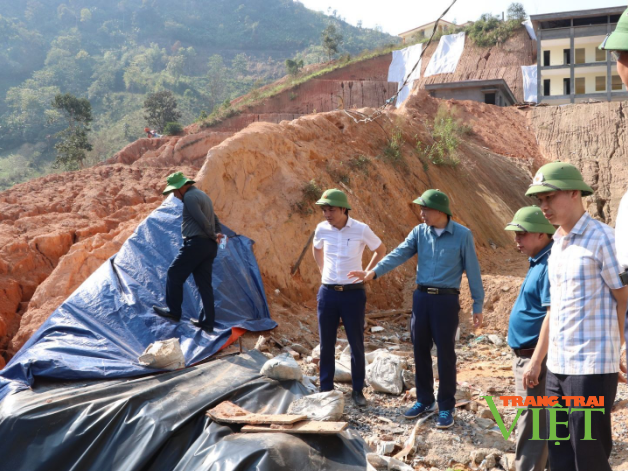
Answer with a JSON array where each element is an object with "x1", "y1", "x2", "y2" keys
[
  {"x1": 240, "y1": 420, "x2": 348, "y2": 434},
  {"x1": 207, "y1": 401, "x2": 306, "y2": 425}
]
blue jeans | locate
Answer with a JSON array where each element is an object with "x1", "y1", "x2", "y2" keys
[
  {"x1": 166, "y1": 237, "x2": 218, "y2": 327},
  {"x1": 317, "y1": 286, "x2": 366, "y2": 392}
]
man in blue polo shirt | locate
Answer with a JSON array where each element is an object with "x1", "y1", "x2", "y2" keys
[
  {"x1": 505, "y1": 206, "x2": 555, "y2": 471},
  {"x1": 349, "y1": 189, "x2": 484, "y2": 428}
]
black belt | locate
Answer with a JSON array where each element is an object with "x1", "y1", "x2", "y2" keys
[
  {"x1": 513, "y1": 347, "x2": 536, "y2": 358},
  {"x1": 323, "y1": 283, "x2": 365, "y2": 291},
  {"x1": 416, "y1": 285, "x2": 460, "y2": 295}
]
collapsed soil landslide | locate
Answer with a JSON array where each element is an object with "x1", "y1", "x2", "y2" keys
[{"x1": 1, "y1": 38, "x2": 628, "y2": 469}]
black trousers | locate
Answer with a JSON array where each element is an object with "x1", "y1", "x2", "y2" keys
[
  {"x1": 411, "y1": 289, "x2": 460, "y2": 411},
  {"x1": 166, "y1": 237, "x2": 218, "y2": 328},
  {"x1": 546, "y1": 370, "x2": 617, "y2": 471}
]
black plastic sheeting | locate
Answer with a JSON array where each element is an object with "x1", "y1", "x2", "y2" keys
[
  {"x1": 0, "y1": 350, "x2": 367, "y2": 471},
  {"x1": 0, "y1": 196, "x2": 276, "y2": 402}
]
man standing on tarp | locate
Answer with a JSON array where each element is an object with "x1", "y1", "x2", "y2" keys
[
  {"x1": 504, "y1": 206, "x2": 554, "y2": 471},
  {"x1": 349, "y1": 189, "x2": 484, "y2": 429},
  {"x1": 312, "y1": 188, "x2": 386, "y2": 407},
  {"x1": 153, "y1": 172, "x2": 224, "y2": 332},
  {"x1": 599, "y1": 5, "x2": 628, "y2": 363}
]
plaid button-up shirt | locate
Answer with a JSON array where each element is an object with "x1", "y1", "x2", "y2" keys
[{"x1": 547, "y1": 212, "x2": 624, "y2": 375}]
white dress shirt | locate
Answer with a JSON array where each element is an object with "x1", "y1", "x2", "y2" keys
[
  {"x1": 313, "y1": 217, "x2": 382, "y2": 285},
  {"x1": 616, "y1": 190, "x2": 628, "y2": 269}
]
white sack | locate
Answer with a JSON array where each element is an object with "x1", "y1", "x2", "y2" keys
[
  {"x1": 138, "y1": 338, "x2": 185, "y2": 370},
  {"x1": 260, "y1": 352, "x2": 303, "y2": 381},
  {"x1": 367, "y1": 352, "x2": 404, "y2": 395},
  {"x1": 288, "y1": 390, "x2": 345, "y2": 421}
]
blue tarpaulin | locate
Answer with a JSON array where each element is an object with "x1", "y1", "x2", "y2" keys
[{"x1": 0, "y1": 195, "x2": 276, "y2": 402}]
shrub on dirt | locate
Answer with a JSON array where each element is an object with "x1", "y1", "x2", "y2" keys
[
  {"x1": 346, "y1": 155, "x2": 371, "y2": 175},
  {"x1": 164, "y1": 122, "x2": 183, "y2": 135},
  {"x1": 293, "y1": 179, "x2": 323, "y2": 215},
  {"x1": 379, "y1": 127, "x2": 406, "y2": 168},
  {"x1": 465, "y1": 14, "x2": 521, "y2": 47},
  {"x1": 420, "y1": 105, "x2": 472, "y2": 167}
]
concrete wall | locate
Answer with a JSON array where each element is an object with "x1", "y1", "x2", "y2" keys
[
  {"x1": 542, "y1": 41, "x2": 570, "y2": 66},
  {"x1": 428, "y1": 88, "x2": 510, "y2": 106}
]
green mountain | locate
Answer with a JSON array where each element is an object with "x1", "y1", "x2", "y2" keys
[{"x1": 0, "y1": 0, "x2": 397, "y2": 189}]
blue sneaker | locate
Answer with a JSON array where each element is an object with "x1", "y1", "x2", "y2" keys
[
  {"x1": 436, "y1": 409, "x2": 455, "y2": 429},
  {"x1": 403, "y1": 401, "x2": 436, "y2": 419}
]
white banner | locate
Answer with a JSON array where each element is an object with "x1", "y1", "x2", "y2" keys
[
  {"x1": 424, "y1": 32, "x2": 465, "y2": 78},
  {"x1": 521, "y1": 64, "x2": 538, "y2": 103},
  {"x1": 522, "y1": 20, "x2": 536, "y2": 41},
  {"x1": 388, "y1": 43, "x2": 423, "y2": 107}
]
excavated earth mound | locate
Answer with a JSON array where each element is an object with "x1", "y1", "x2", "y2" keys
[{"x1": 0, "y1": 91, "x2": 542, "y2": 362}]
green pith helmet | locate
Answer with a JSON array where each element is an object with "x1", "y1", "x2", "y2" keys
[
  {"x1": 315, "y1": 188, "x2": 351, "y2": 209},
  {"x1": 413, "y1": 189, "x2": 452, "y2": 216},
  {"x1": 162, "y1": 171, "x2": 195, "y2": 195},
  {"x1": 525, "y1": 162, "x2": 594, "y2": 197},
  {"x1": 599, "y1": 8, "x2": 628, "y2": 51},
  {"x1": 505, "y1": 206, "x2": 556, "y2": 235}
]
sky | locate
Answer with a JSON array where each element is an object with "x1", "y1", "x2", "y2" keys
[{"x1": 298, "y1": 0, "x2": 627, "y2": 35}]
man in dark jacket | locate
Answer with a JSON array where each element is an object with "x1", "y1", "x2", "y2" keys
[{"x1": 153, "y1": 172, "x2": 223, "y2": 332}]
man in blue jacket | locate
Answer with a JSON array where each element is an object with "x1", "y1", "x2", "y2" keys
[
  {"x1": 504, "y1": 206, "x2": 554, "y2": 471},
  {"x1": 349, "y1": 189, "x2": 484, "y2": 428}
]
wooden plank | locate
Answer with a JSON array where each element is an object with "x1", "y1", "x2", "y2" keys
[
  {"x1": 365, "y1": 309, "x2": 411, "y2": 319},
  {"x1": 241, "y1": 420, "x2": 348, "y2": 434},
  {"x1": 291, "y1": 232, "x2": 315, "y2": 275},
  {"x1": 207, "y1": 401, "x2": 306, "y2": 425}
]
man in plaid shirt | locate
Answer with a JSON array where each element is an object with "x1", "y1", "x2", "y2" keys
[{"x1": 522, "y1": 162, "x2": 628, "y2": 471}]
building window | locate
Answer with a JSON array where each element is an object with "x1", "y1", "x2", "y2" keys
[
  {"x1": 543, "y1": 51, "x2": 551, "y2": 66},
  {"x1": 595, "y1": 76, "x2": 606, "y2": 91},
  {"x1": 544, "y1": 79, "x2": 551, "y2": 96},
  {"x1": 575, "y1": 48, "x2": 585, "y2": 64},
  {"x1": 612, "y1": 75, "x2": 623, "y2": 91},
  {"x1": 563, "y1": 78, "x2": 571, "y2": 95},
  {"x1": 595, "y1": 48, "x2": 606, "y2": 62},
  {"x1": 564, "y1": 49, "x2": 571, "y2": 65},
  {"x1": 484, "y1": 93, "x2": 496, "y2": 105},
  {"x1": 575, "y1": 77, "x2": 585, "y2": 94}
]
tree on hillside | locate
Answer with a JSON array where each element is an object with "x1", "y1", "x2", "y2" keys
[
  {"x1": 143, "y1": 90, "x2": 181, "y2": 132},
  {"x1": 285, "y1": 58, "x2": 304, "y2": 76},
  {"x1": 507, "y1": 3, "x2": 527, "y2": 22},
  {"x1": 50, "y1": 93, "x2": 93, "y2": 169},
  {"x1": 321, "y1": 24, "x2": 343, "y2": 62},
  {"x1": 207, "y1": 55, "x2": 227, "y2": 110}
]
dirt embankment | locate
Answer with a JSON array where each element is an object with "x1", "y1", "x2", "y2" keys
[
  {"x1": 527, "y1": 102, "x2": 628, "y2": 226},
  {"x1": 0, "y1": 90, "x2": 541, "y2": 362}
]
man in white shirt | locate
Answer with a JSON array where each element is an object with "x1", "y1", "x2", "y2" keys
[{"x1": 312, "y1": 188, "x2": 386, "y2": 407}]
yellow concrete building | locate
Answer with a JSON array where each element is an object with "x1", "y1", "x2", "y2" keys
[{"x1": 531, "y1": 7, "x2": 628, "y2": 104}]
